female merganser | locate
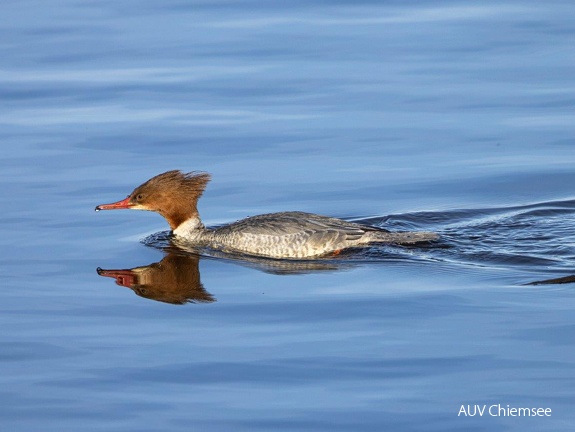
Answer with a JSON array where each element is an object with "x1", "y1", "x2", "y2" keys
[{"x1": 95, "y1": 170, "x2": 438, "y2": 259}]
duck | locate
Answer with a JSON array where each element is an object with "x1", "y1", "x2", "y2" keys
[{"x1": 95, "y1": 170, "x2": 438, "y2": 259}]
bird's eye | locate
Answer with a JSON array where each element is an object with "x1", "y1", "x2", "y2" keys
[{"x1": 136, "y1": 194, "x2": 144, "y2": 201}]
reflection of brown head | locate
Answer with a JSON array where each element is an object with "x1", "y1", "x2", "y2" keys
[{"x1": 97, "y1": 253, "x2": 214, "y2": 305}]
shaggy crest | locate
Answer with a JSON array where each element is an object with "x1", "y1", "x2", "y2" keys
[{"x1": 129, "y1": 170, "x2": 211, "y2": 229}]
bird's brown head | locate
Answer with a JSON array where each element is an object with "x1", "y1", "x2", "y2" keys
[{"x1": 95, "y1": 170, "x2": 211, "y2": 230}]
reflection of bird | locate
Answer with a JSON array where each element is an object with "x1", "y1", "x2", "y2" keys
[
  {"x1": 96, "y1": 170, "x2": 438, "y2": 259},
  {"x1": 97, "y1": 253, "x2": 214, "y2": 304}
]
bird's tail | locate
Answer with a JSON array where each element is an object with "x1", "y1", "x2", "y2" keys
[{"x1": 369, "y1": 231, "x2": 439, "y2": 245}]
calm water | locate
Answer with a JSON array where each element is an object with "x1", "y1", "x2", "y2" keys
[{"x1": 2, "y1": 1, "x2": 575, "y2": 431}]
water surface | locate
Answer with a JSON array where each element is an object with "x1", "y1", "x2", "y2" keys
[{"x1": 1, "y1": 1, "x2": 575, "y2": 431}]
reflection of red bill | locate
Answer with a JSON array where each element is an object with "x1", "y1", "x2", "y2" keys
[
  {"x1": 97, "y1": 268, "x2": 137, "y2": 288},
  {"x1": 95, "y1": 196, "x2": 132, "y2": 211}
]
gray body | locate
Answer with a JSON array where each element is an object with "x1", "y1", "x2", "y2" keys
[{"x1": 181, "y1": 211, "x2": 438, "y2": 259}]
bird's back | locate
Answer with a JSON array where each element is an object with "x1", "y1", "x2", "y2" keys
[{"x1": 207, "y1": 211, "x2": 435, "y2": 259}]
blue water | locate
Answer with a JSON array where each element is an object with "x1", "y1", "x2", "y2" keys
[{"x1": 2, "y1": 1, "x2": 575, "y2": 431}]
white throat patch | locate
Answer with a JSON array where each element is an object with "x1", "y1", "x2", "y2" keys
[{"x1": 173, "y1": 217, "x2": 205, "y2": 239}]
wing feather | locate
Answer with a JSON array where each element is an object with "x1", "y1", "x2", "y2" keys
[{"x1": 220, "y1": 211, "x2": 380, "y2": 241}]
